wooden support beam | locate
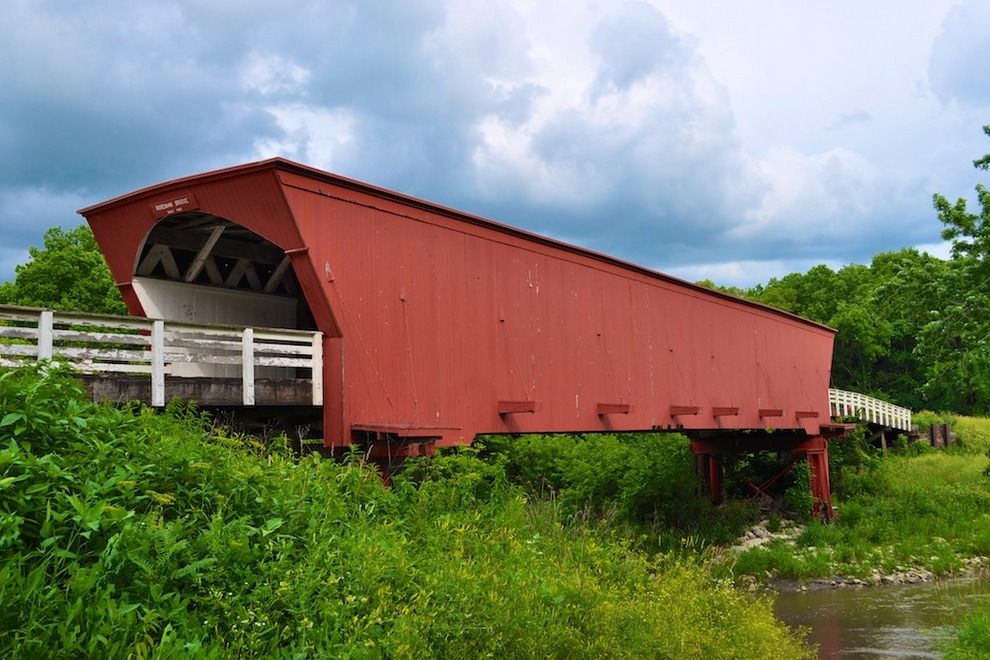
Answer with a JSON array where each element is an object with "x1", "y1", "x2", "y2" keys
[
  {"x1": 712, "y1": 406, "x2": 739, "y2": 417},
  {"x1": 596, "y1": 402, "x2": 631, "y2": 415},
  {"x1": 263, "y1": 255, "x2": 292, "y2": 294},
  {"x1": 670, "y1": 405, "x2": 700, "y2": 416},
  {"x1": 149, "y1": 226, "x2": 285, "y2": 265},
  {"x1": 159, "y1": 246, "x2": 181, "y2": 279},
  {"x1": 243, "y1": 262, "x2": 262, "y2": 291},
  {"x1": 745, "y1": 455, "x2": 802, "y2": 497},
  {"x1": 183, "y1": 225, "x2": 225, "y2": 282},
  {"x1": 498, "y1": 400, "x2": 540, "y2": 415},
  {"x1": 225, "y1": 258, "x2": 251, "y2": 288},
  {"x1": 203, "y1": 256, "x2": 223, "y2": 285},
  {"x1": 759, "y1": 408, "x2": 784, "y2": 418},
  {"x1": 136, "y1": 244, "x2": 165, "y2": 276}
]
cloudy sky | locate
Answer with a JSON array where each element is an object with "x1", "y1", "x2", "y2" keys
[{"x1": 3, "y1": 0, "x2": 989, "y2": 286}]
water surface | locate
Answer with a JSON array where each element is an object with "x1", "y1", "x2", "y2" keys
[{"x1": 774, "y1": 576, "x2": 990, "y2": 658}]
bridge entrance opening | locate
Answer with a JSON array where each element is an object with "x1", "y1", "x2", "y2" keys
[
  {"x1": 125, "y1": 212, "x2": 325, "y2": 444},
  {"x1": 133, "y1": 213, "x2": 316, "y2": 333}
]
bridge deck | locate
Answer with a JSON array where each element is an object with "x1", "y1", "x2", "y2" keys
[{"x1": 79, "y1": 374, "x2": 317, "y2": 407}]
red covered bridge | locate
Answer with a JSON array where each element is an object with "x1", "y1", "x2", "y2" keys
[{"x1": 76, "y1": 158, "x2": 846, "y2": 515}]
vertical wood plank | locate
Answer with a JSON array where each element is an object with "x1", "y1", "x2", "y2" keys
[
  {"x1": 311, "y1": 331, "x2": 324, "y2": 406},
  {"x1": 151, "y1": 320, "x2": 165, "y2": 407},
  {"x1": 242, "y1": 327, "x2": 255, "y2": 406},
  {"x1": 38, "y1": 310, "x2": 54, "y2": 360}
]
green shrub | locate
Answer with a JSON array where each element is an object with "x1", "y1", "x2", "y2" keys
[
  {"x1": 481, "y1": 432, "x2": 756, "y2": 547},
  {"x1": 0, "y1": 365, "x2": 810, "y2": 658},
  {"x1": 912, "y1": 410, "x2": 946, "y2": 434},
  {"x1": 783, "y1": 461, "x2": 813, "y2": 520},
  {"x1": 482, "y1": 433, "x2": 703, "y2": 524},
  {"x1": 828, "y1": 425, "x2": 881, "y2": 497},
  {"x1": 950, "y1": 415, "x2": 990, "y2": 455},
  {"x1": 945, "y1": 602, "x2": 990, "y2": 659}
]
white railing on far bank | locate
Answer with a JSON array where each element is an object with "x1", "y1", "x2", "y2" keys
[{"x1": 829, "y1": 388, "x2": 911, "y2": 431}]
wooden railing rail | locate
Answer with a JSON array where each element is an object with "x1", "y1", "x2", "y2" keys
[
  {"x1": 0, "y1": 304, "x2": 323, "y2": 407},
  {"x1": 829, "y1": 388, "x2": 911, "y2": 431}
]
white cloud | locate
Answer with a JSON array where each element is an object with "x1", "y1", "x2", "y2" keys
[
  {"x1": 929, "y1": 0, "x2": 990, "y2": 106},
  {"x1": 665, "y1": 258, "x2": 846, "y2": 289},
  {"x1": 0, "y1": 0, "x2": 985, "y2": 288},
  {"x1": 253, "y1": 104, "x2": 357, "y2": 170},
  {"x1": 738, "y1": 147, "x2": 877, "y2": 238},
  {"x1": 915, "y1": 240, "x2": 953, "y2": 261},
  {"x1": 240, "y1": 52, "x2": 311, "y2": 96},
  {"x1": 469, "y1": 1, "x2": 752, "y2": 243}
]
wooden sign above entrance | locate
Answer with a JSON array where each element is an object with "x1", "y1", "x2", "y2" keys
[{"x1": 150, "y1": 192, "x2": 198, "y2": 218}]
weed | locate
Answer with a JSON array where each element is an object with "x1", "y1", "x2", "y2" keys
[
  {"x1": 944, "y1": 602, "x2": 990, "y2": 659},
  {"x1": 480, "y1": 432, "x2": 759, "y2": 551},
  {"x1": 0, "y1": 365, "x2": 810, "y2": 658},
  {"x1": 783, "y1": 462, "x2": 813, "y2": 520}
]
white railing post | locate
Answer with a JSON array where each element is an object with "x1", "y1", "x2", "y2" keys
[
  {"x1": 829, "y1": 387, "x2": 912, "y2": 432},
  {"x1": 151, "y1": 320, "x2": 165, "y2": 407},
  {"x1": 242, "y1": 327, "x2": 255, "y2": 406},
  {"x1": 38, "y1": 310, "x2": 53, "y2": 360},
  {"x1": 311, "y1": 332, "x2": 324, "y2": 406}
]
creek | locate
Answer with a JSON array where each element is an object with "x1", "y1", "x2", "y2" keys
[{"x1": 774, "y1": 575, "x2": 990, "y2": 658}]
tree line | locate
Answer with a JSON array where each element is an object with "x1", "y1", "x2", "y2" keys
[{"x1": 3, "y1": 125, "x2": 990, "y2": 414}]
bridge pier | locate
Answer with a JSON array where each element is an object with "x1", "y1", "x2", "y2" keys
[
  {"x1": 695, "y1": 453, "x2": 724, "y2": 505},
  {"x1": 690, "y1": 434, "x2": 834, "y2": 520},
  {"x1": 805, "y1": 441, "x2": 833, "y2": 521}
]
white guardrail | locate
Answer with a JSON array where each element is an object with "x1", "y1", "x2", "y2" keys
[
  {"x1": 829, "y1": 388, "x2": 912, "y2": 432},
  {"x1": 0, "y1": 305, "x2": 323, "y2": 407}
]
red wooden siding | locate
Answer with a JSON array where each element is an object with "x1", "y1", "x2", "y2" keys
[{"x1": 80, "y1": 158, "x2": 835, "y2": 448}]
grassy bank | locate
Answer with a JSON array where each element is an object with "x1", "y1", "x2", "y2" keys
[
  {"x1": 481, "y1": 418, "x2": 990, "y2": 586},
  {"x1": 0, "y1": 365, "x2": 810, "y2": 658},
  {"x1": 945, "y1": 601, "x2": 990, "y2": 659},
  {"x1": 731, "y1": 417, "x2": 990, "y2": 582}
]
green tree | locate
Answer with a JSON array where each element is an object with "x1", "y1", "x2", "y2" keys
[
  {"x1": 0, "y1": 224, "x2": 126, "y2": 314},
  {"x1": 934, "y1": 124, "x2": 990, "y2": 261},
  {"x1": 921, "y1": 124, "x2": 990, "y2": 413},
  {"x1": 869, "y1": 249, "x2": 947, "y2": 409}
]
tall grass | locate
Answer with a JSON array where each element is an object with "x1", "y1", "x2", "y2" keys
[
  {"x1": 945, "y1": 601, "x2": 990, "y2": 660},
  {"x1": 0, "y1": 365, "x2": 810, "y2": 658},
  {"x1": 948, "y1": 415, "x2": 990, "y2": 456},
  {"x1": 480, "y1": 432, "x2": 759, "y2": 552},
  {"x1": 733, "y1": 417, "x2": 990, "y2": 580},
  {"x1": 934, "y1": 415, "x2": 990, "y2": 658}
]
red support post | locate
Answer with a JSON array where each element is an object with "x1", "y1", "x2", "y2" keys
[
  {"x1": 708, "y1": 455, "x2": 724, "y2": 506},
  {"x1": 805, "y1": 438, "x2": 833, "y2": 521}
]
